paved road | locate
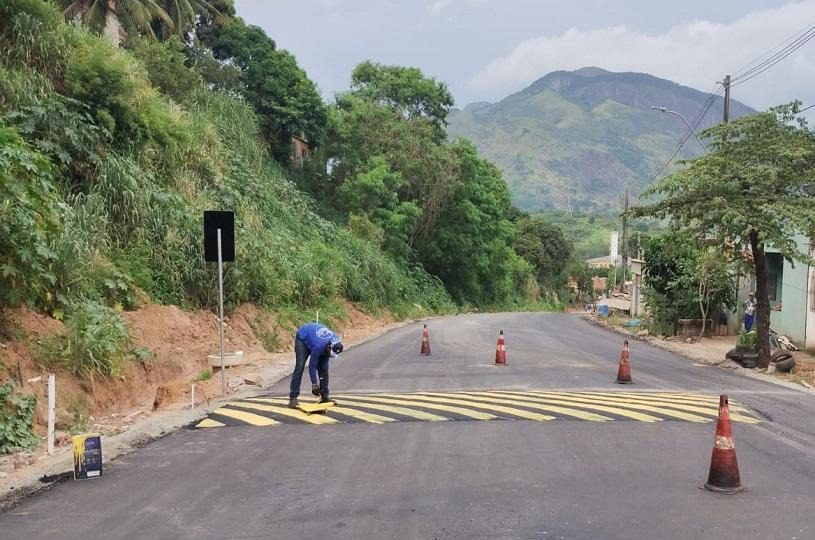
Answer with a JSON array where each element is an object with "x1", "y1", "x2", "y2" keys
[{"x1": 3, "y1": 313, "x2": 815, "y2": 539}]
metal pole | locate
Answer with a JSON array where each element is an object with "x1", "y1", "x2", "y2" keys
[
  {"x1": 47, "y1": 374, "x2": 55, "y2": 455},
  {"x1": 651, "y1": 106, "x2": 707, "y2": 153},
  {"x1": 723, "y1": 74, "x2": 731, "y2": 123},
  {"x1": 191, "y1": 384, "x2": 195, "y2": 410},
  {"x1": 218, "y1": 228, "x2": 225, "y2": 396}
]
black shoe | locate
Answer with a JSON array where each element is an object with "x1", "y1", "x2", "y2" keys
[
  {"x1": 288, "y1": 398, "x2": 300, "y2": 409},
  {"x1": 319, "y1": 396, "x2": 335, "y2": 405}
]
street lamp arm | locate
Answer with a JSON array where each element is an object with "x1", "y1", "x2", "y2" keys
[{"x1": 650, "y1": 105, "x2": 708, "y2": 154}]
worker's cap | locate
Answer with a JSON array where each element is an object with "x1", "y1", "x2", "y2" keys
[{"x1": 330, "y1": 338, "x2": 344, "y2": 358}]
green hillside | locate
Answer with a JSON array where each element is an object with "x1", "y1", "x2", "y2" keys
[
  {"x1": 447, "y1": 67, "x2": 755, "y2": 213},
  {"x1": 0, "y1": 0, "x2": 456, "y2": 378}
]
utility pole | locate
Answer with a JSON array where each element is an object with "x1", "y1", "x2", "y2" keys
[
  {"x1": 723, "y1": 74, "x2": 731, "y2": 123},
  {"x1": 620, "y1": 189, "x2": 629, "y2": 293}
]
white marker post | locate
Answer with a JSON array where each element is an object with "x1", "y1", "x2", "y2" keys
[
  {"x1": 47, "y1": 374, "x2": 55, "y2": 455},
  {"x1": 191, "y1": 384, "x2": 196, "y2": 410},
  {"x1": 217, "y1": 228, "x2": 226, "y2": 396}
]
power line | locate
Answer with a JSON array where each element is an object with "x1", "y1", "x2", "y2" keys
[
  {"x1": 730, "y1": 27, "x2": 815, "y2": 87},
  {"x1": 730, "y1": 20, "x2": 814, "y2": 75},
  {"x1": 649, "y1": 22, "x2": 815, "y2": 183},
  {"x1": 648, "y1": 86, "x2": 723, "y2": 183},
  {"x1": 730, "y1": 20, "x2": 815, "y2": 81}
]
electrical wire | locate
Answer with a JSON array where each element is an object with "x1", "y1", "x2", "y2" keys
[
  {"x1": 649, "y1": 22, "x2": 815, "y2": 182},
  {"x1": 729, "y1": 19, "x2": 815, "y2": 77},
  {"x1": 730, "y1": 27, "x2": 815, "y2": 87},
  {"x1": 648, "y1": 85, "x2": 724, "y2": 183}
]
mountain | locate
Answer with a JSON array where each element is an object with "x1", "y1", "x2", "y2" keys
[{"x1": 447, "y1": 67, "x2": 755, "y2": 213}]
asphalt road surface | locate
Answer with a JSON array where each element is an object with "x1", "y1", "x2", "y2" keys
[{"x1": 2, "y1": 313, "x2": 815, "y2": 540}]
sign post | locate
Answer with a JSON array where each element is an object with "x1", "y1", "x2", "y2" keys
[{"x1": 204, "y1": 211, "x2": 235, "y2": 396}]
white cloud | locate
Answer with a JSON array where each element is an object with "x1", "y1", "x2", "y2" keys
[
  {"x1": 468, "y1": 1, "x2": 815, "y2": 111},
  {"x1": 427, "y1": 0, "x2": 455, "y2": 15},
  {"x1": 427, "y1": 0, "x2": 490, "y2": 16}
]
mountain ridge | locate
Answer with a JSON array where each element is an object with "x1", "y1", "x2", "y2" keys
[{"x1": 448, "y1": 68, "x2": 755, "y2": 213}]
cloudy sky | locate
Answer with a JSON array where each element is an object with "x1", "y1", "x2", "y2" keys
[{"x1": 234, "y1": 0, "x2": 815, "y2": 113}]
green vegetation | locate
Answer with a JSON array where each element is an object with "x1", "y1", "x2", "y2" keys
[
  {"x1": 194, "y1": 369, "x2": 213, "y2": 382},
  {"x1": 306, "y1": 62, "x2": 543, "y2": 306},
  {"x1": 641, "y1": 233, "x2": 734, "y2": 337},
  {"x1": 633, "y1": 104, "x2": 815, "y2": 364},
  {"x1": 0, "y1": 0, "x2": 457, "y2": 388},
  {"x1": 42, "y1": 301, "x2": 134, "y2": 378},
  {"x1": 0, "y1": 383, "x2": 39, "y2": 454}
]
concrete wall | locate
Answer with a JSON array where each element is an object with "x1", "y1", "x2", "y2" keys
[{"x1": 767, "y1": 237, "x2": 811, "y2": 346}]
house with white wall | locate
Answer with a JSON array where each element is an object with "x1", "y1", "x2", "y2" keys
[{"x1": 743, "y1": 236, "x2": 815, "y2": 351}]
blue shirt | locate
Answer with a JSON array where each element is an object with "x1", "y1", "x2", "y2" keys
[{"x1": 296, "y1": 323, "x2": 338, "y2": 384}]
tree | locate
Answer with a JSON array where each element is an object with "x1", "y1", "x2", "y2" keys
[
  {"x1": 513, "y1": 216, "x2": 573, "y2": 287},
  {"x1": 159, "y1": 0, "x2": 216, "y2": 38},
  {"x1": 632, "y1": 104, "x2": 815, "y2": 366},
  {"x1": 350, "y1": 61, "x2": 454, "y2": 133},
  {"x1": 325, "y1": 94, "x2": 460, "y2": 244},
  {"x1": 567, "y1": 260, "x2": 593, "y2": 303},
  {"x1": 207, "y1": 18, "x2": 327, "y2": 161},
  {"x1": 336, "y1": 157, "x2": 420, "y2": 262},
  {"x1": 669, "y1": 248, "x2": 735, "y2": 341},
  {"x1": 417, "y1": 141, "x2": 520, "y2": 304},
  {"x1": 61, "y1": 0, "x2": 172, "y2": 43}
]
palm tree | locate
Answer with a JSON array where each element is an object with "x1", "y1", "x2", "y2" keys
[
  {"x1": 161, "y1": 0, "x2": 217, "y2": 38},
  {"x1": 62, "y1": 0, "x2": 173, "y2": 43}
]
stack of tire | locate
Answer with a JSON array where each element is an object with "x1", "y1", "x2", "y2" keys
[{"x1": 725, "y1": 346, "x2": 796, "y2": 372}]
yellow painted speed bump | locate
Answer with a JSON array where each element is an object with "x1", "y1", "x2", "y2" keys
[{"x1": 197, "y1": 418, "x2": 226, "y2": 428}]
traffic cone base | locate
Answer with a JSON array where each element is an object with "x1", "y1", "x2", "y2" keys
[
  {"x1": 420, "y1": 325, "x2": 431, "y2": 356},
  {"x1": 703, "y1": 395, "x2": 744, "y2": 494},
  {"x1": 615, "y1": 340, "x2": 632, "y2": 383},
  {"x1": 495, "y1": 330, "x2": 507, "y2": 365}
]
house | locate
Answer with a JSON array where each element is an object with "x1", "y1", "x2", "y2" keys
[
  {"x1": 739, "y1": 235, "x2": 815, "y2": 349},
  {"x1": 291, "y1": 134, "x2": 309, "y2": 167},
  {"x1": 586, "y1": 255, "x2": 616, "y2": 269}
]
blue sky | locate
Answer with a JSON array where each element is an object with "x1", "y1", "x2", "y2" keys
[{"x1": 234, "y1": 1, "x2": 815, "y2": 114}]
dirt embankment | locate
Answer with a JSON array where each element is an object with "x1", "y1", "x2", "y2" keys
[{"x1": 0, "y1": 301, "x2": 395, "y2": 458}]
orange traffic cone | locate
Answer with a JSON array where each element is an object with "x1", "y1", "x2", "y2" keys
[
  {"x1": 615, "y1": 340, "x2": 632, "y2": 384},
  {"x1": 704, "y1": 395, "x2": 744, "y2": 494},
  {"x1": 495, "y1": 330, "x2": 507, "y2": 365},
  {"x1": 420, "y1": 324, "x2": 431, "y2": 356}
]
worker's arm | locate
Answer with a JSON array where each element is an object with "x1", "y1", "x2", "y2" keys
[{"x1": 308, "y1": 353, "x2": 318, "y2": 385}]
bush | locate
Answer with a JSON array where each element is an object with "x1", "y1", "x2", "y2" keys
[
  {"x1": 0, "y1": 383, "x2": 39, "y2": 454},
  {"x1": 45, "y1": 301, "x2": 132, "y2": 378},
  {"x1": 0, "y1": 126, "x2": 59, "y2": 311},
  {"x1": 0, "y1": 0, "x2": 76, "y2": 79},
  {"x1": 131, "y1": 37, "x2": 202, "y2": 103},
  {"x1": 64, "y1": 34, "x2": 186, "y2": 152}
]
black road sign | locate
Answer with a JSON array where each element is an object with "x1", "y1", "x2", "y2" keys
[{"x1": 203, "y1": 210, "x2": 235, "y2": 262}]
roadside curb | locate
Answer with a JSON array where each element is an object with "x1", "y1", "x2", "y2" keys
[{"x1": 584, "y1": 314, "x2": 814, "y2": 395}]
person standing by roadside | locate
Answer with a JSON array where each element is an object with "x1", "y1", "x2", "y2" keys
[
  {"x1": 288, "y1": 322, "x2": 343, "y2": 408},
  {"x1": 743, "y1": 292, "x2": 756, "y2": 332}
]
